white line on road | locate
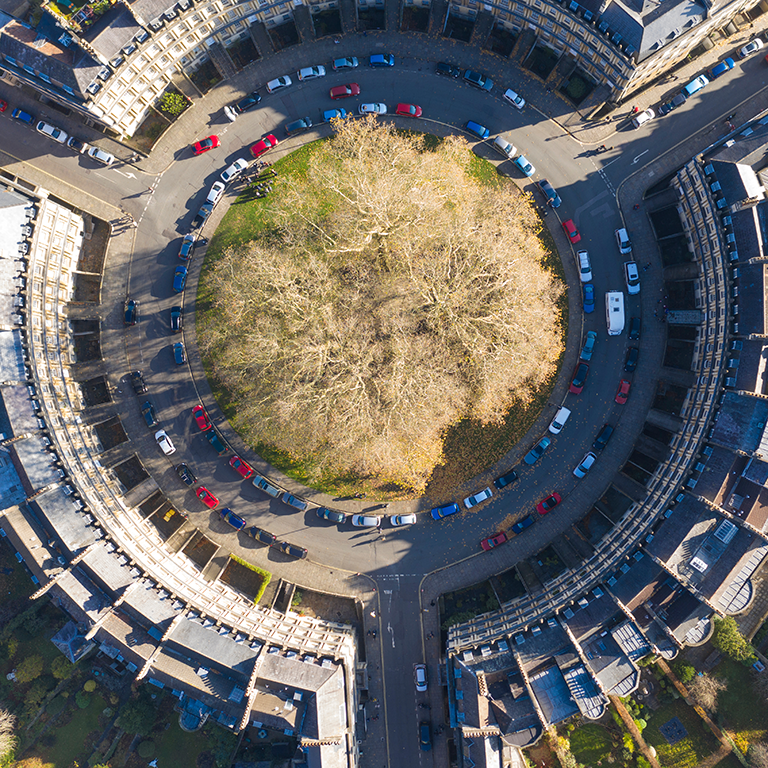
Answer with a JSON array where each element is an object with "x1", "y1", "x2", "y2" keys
[
  {"x1": 113, "y1": 169, "x2": 137, "y2": 179},
  {"x1": 632, "y1": 149, "x2": 650, "y2": 165}
]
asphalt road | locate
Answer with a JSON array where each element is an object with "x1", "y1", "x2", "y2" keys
[{"x1": 2, "y1": 44, "x2": 766, "y2": 763}]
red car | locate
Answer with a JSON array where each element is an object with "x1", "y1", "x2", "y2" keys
[
  {"x1": 569, "y1": 362, "x2": 589, "y2": 394},
  {"x1": 615, "y1": 379, "x2": 631, "y2": 404},
  {"x1": 562, "y1": 219, "x2": 581, "y2": 243},
  {"x1": 480, "y1": 532, "x2": 508, "y2": 551},
  {"x1": 196, "y1": 487, "x2": 219, "y2": 508},
  {"x1": 0, "y1": 100, "x2": 7, "y2": 113},
  {"x1": 329, "y1": 83, "x2": 360, "y2": 100},
  {"x1": 192, "y1": 405, "x2": 212, "y2": 431},
  {"x1": 396, "y1": 103, "x2": 422, "y2": 117},
  {"x1": 251, "y1": 134, "x2": 278, "y2": 159},
  {"x1": 229, "y1": 455, "x2": 255, "y2": 479},
  {"x1": 536, "y1": 492, "x2": 561, "y2": 515},
  {"x1": 192, "y1": 136, "x2": 219, "y2": 155}
]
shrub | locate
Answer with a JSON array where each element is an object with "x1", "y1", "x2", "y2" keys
[
  {"x1": 15, "y1": 655, "x2": 44, "y2": 684},
  {"x1": 47, "y1": 696, "x2": 66, "y2": 716},
  {"x1": 712, "y1": 616, "x2": 755, "y2": 662},
  {"x1": 159, "y1": 91, "x2": 188, "y2": 118},
  {"x1": 671, "y1": 660, "x2": 696, "y2": 684},
  {"x1": 137, "y1": 740, "x2": 155, "y2": 758},
  {"x1": 51, "y1": 656, "x2": 73, "y2": 680},
  {"x1": 83, "y1": 680, "x2": 97, "y2": 693},
  {"x1": 5, "y1": 638, "x2": 18, "y2": 660},
  {"x1": 75, "y1": 691, "x2": 91, "y2": 709}
]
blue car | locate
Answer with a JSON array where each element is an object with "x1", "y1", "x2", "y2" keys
[
  {"x1": 173, "y1": 265, "x2": 188, "y2": 293},
  {"x1": 466, "y1": 121, "x2": 490, "y2": 140},
  {"x1": 206, "y1": 429, "x2": 228, "y2": 455},
  {"x1": 709, "y1": 58, "x2": 734, "y2": 79},
  {"x1": 11, "y1": 109, "x2": 34, "y2": 124},
  {"x1": 219, "y1": 507, "x2": 246, "y2": 531},
  {"x1": 370, "y1": 53, "x2": 395, "y2": 67},
  {"x1": 463, "y1": 70, "x2": 493, "y2": 91},
  {"x1": 173, "y1": 341, "x2": 186, "y2": 364},
  {"x1": 515, "y1": 155, "x2": 535, "y2": 177},
  {"x1": 431, "y1": 502, "x2": 460, "y2": 520},
  {"x1": 323, "y1": 108, "x2": 347, "y2": 121},
  {"x1": 537, "y1": 179, "x2": 562, "y2": 208},
  {"x1": 511, "y1": 515, "x2": 535, "y2": 534},
  {"x1": 524, "y1": 436, "x2": 551, "y2": 465},
  {"x1": 583, "y1": 283, "x2": 595, "y2": 314}
]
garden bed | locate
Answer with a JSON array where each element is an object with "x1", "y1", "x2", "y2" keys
[
  {"x1": 219, "y1": 556, "x2": 271, "y2": 603},
  {"x1": 110, "y1": 455, "x2": 148, "y2": 490},
  {"x1": 440, "y1": 581, "x2": 500, "y2": 632},
  {"x1": 289, "y1": 587, "x2": 358, "y2": 627},
  {"x1": 183, "y1": 532, "x2": 218, "y2": 569}
]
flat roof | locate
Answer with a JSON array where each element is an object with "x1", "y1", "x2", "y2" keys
[
  {"x1": 3, "y1": 385, "x2": 40, "y2": 437},
  {"x1": 80, "y1": 540, "x2": 135, "y2": 593},
  {"x1": 527, "y1": 666, "x2": 578, "y2": 724},
  {"x1": 121, "y1": 577, "x2": 181, "y2": 631},
  {"x1": 30, "y1": 485, "x2": 94, "y2": 553},
  {"x1": 11, "y1": 435, "x2": 61, "y2": 493}
]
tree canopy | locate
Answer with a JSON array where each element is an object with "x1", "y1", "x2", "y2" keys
[
  {"x1": 712, "y1": 616, "x2": 754, "y2": 662},
  {"x1": 200, "y1": 118, "x2": 564, "y2": 492}
]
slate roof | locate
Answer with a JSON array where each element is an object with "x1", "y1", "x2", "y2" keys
[
  {"x1": 127, "y1": 0, "x2": 178, "y2": 24},
  {"x1": 735, "y1": 262, "x2": 766, "y2": 336},
  {"x1": 695, "y1": 445, "x2": 739, "y2": 504},
  {"x1": 710, "y1": 392, "x2": 768, "y2": 453},
  {"x1": 82, "y1": 4, "x2": 140, "y2": 60},
  {"x1": 734, "y1": 340, "x2": 767, "y2": 394}
]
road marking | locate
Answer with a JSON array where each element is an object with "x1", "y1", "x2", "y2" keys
[
  {"x1": 387, "y1": 621, "x2": 396, "y2": 648},
  {"x1": 114, "y1": 169, "x2": 137, "y2": 179},
  {"x1": 632, "y1": 149, "x2": 650, "y2": 165}
]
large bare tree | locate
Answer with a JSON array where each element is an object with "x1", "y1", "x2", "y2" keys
[
  {"x1": 687, "y1": 673, "x2": 727, "y2": 712},
  {"x1": 200, "y1": 118, "x2": 564, "y2": 492}
]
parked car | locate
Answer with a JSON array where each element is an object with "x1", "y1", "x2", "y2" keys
[
  {"x1": 435, "y1": 62, "x2": 461, "y2": 78},
  {"x1": 390, "y1": 514, "x2": 417, "y2": 526},
  {"x1": 593, "y1": 423, "x2": 614, "y2": 451},
  {"x1": 548, "y1": 406, "x2": 571, "y2": 435},
  {"x1": 191, "y1": 203, "x2": 213, "y2": 229},
  {"x1": 130, "y1": 370, "x2": 147, "y2": 394},
  {"x1": 419, "y1": 722, "x2": 432, "y2": 751},
  {"x1": 463, "y1": 487, "x2": 493, "y2": 509},
  {"x1": 251, "y1": 134, "x2": 278, "y2": 159},
  {"x1": 323, "y1": 108, "x2": 347, "y2": 121},
  {"x1": 253, "y1": 474, "x2": 283, "y2": 498},
  {"x1": 359, "y1": 103, "x2": 387, "y2": 115},
  {"x1": 124, "y1": 299, "x2": 139, "y2": 325},
  {"x1": 206, "y1": 181, "x2": 225, "y2": 206},
  {"x1": 173, "y1": 341, "x2": 186, "y2": 365},
  {"x1": 283, "y1": 493, "x2": 308, "y2": 512},
  {"x1": 285, "y1": 116, "x2": 313, "y2": 136},
  {"x1": 88, "y1": 146, "x2": 115, "y2": 166},
  {"x1": 196, "y1": 486, "x2": 219, "y2": 508},
  {"x1": 206, "y1": 429, "x2": 228, "y2": 455},
  {"x1": 219, "y1": 507, "x2": 246, "y2": 531},
  {"x1": 224, "y1": 91, "x2": 261, "y2": 121},
  {"x1": 11, "y1": 109, "x2": 34, "y2": 124},
  {"x1": 330, "y1": 83, "x2": 360, "y2": 99},
  {"x1": 297, "y1": 65, "x2": 326, "y2": 80},
  {"x1": 562, "y1": 219, "x2": 581, "y2": 243},
  {"x1": 493, "y1": 136, "x2": 516, "y2": 158},
  {"x1": 220, "y1": 158, "x2": 249, "y2": 183},
  {"x1": 577, "y1": 250, "x2": 592, "y2": 282},
  {"x1": 176, "y1": 462, "x2": 196, "y2": 486},
  {"x1": 155, "y1": 429, "x2": 176, "y2": 455},
  {"x1": 178, "y1": 233, "x2": 196, "y2": 261},
  {"x1": 173, "y1": 265, "x2": 188, "y2": 293},
  {"x1": 396, "y1": 103, "x2": 422, "y2": 117},
  {"x1": 192, "y1": 135, "x2": 219, "y2": 155},
  {"x1": 628, "y1": 316, "x2": 641, "y2": 340},
  {"x1": 511, "y1": 515, "x2": 535, "y2": 534},
  {"x1": 463, "y1": 70, "x2": 493, "y2": 91},
  {"x1": 192, "y1": 405, "x2": 212, "y2": 431},
  {"x1": 573, "y1": 452, "x2": 597, "y2": 478},
  {"x1": 141, "y1": 401, "x2": 157, "y2": 428},
  {"x1": 569, "y1": 362, "x2": 589, "y2": 394},
  {"x1": 583, "y1": 283, "x2": 595, "y2": 314},
  {"x1": 625, "y1": 346, "x2": 639, "y2": 372},
  {"x1": 615, "y1": 227, "x2": 632, "y2": 255},
  {"x1": 615, "y1": 379, "x2": 631, "y2": 404},
  {"x1": 352, "y1": 514, "x2": 381, "y2": 527},
  {"x1": 414, "y1": 664, "x2": 428, "y2": 691},
  {"x1": 277, "y1": 541, "x2": 308, "y2": 559},
  {"x1": 316, "y1": 507, "x2": 346, "y2": 524},
  {"x1": 67, "y1": 136, "x2": 90, "y2": 153},
  {"x1": 580, "y1": 331, "x2": 597, "y2": 361},
  {"x1": 536, "y1": 178, "x2": 561, "y2": 208},
  {"x1": 515, "y1": 155, "x2": 535, "y2": 177},
  {"x1": 170, "y1": 305, "x2": 183, "y2": 333},
  {"x1": 266, "y1": 75, "x2": 292, "y2": 93},
  {"x1": 248, "y1": 526, "x2": 277, "y2": 546},
  {"x1": 524, "y1": 436, "x2": 551, "y2": 465},
  {"x1": 369, "y1": 54, "x2": 395, "y2": 67},
  {"x1": 431, "y1": 503, "x2": 460, "y2": 520},
  {"x1": 709, "y1": 57, "x2": 735, "y2": 78},
  {"x1": 465, "y1": 120, "x2": 490, "y2": 139},
  {"x1": 632, "y1": 108, "x2": 655, "y2": 129},
  {"x1": 480, "y1": 531, "x2": 508, "y2": 551},
  {"x1": 502, "y1": 88, "x2": 525, "y2": 109},
  {"x1": 36, "y1": 121, "x2": 68, "y2": 144},
  {"x1": 493, "y1": 470, "x2": 518, "y2": 489},
  {"x1": 536, "y1": 492, "x2": 561, "y2": 515},
  {"x1": 229, "y1": 455, "x2": 254, "y2": 479},
  {"x1": 333, "y1": 57, "x2": 359, "y2": 69},
  {"x1": 624, "y1": 261, "x2": 640, "y2": 294},
  {"x1": 739, "y1": 39, "x2": 763, "y2": 58},
  {"x1": 682, "y1": 74, "x2": 710, "y2": 95}
]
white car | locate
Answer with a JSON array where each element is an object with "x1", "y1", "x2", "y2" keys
[
  {"x1": 463, "y1": 487, "x2": 493, "y2": 509},
  {"x1": 155, "y1": 429, "x2": 176, "y2": 455},
  {"x1": 359, "y1": 103, "x2": 387, "y2": 115},
  {"x1": 503, "y1": 88, "x2": 525, "y2": 109},
  {"x1": 632, "y1": 108, "x2": 655, "y2": 129},
  {"x1": 297, "y1": 65, "x2": 326, "y2": 81},
  {"x1": 739, "y1": 38, "x2": 764, "y2": 58},
  {"x1": 624, "y1": 261, "x2": 640, "y2": 295},
  {"x1": 577, "y1": 250, "x2": 592, "y2": 283},
  {"x1": 87, "y1": 146, "x2": 115, "y2": 166},
  {"x1": 266, "y1": 75, "x2": 292, "y2": 93},
  {"x1": 414, "y1": 664, "x2": 428, "y2": 692},
  {"x1": 206, "y1": 181, "x2": 226, "y2": 205},
  {"x1": 548, "y1": 406, "x2": 571, "y2": 435},
  {"x1": 220, "y1": 158, "x2": 249, "y2": 183},
  {"x1": 390, "y1": 514, "x2": 417, "y2": 526},
  {"x1": 351, "y1": 514, "x2": 381, "y2": 527},
  {"x1": 573, "y1": 451, "x2": 596, "y2": 478},
  {"x1": 332, "y1": 57, "x2": 358, "y2": 69},
  {"x1": 36, "y1": 122, "x2": 68, "y2": 144}
]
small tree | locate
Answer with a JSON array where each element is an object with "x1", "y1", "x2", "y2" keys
[
  {"x1": 118, "y1": 697, "x2": 156, "y2": 736},
  {"x1": 83, "y1": 679, "x2": 97, "y2": 692},
  {"x1": 687, "y1": 673, "x2": 727, "y2": 712},
  {"x1": 51, "y1": 656, "x2": 73, "y2": 680},
  {"x1": 749, "y1": 742, "x2": 768, "y2": 768},
  {"x1": 671, "y1": 659, "x2": 696, "y2": 683},
  {"x1": 712, "y1": 617, "x2": 755, "y2": 662},
  {"x1": 15, "y1": 655, "x2": 44, "y2": 684},
  {"x1": 159, "y1": 91, "x2": 188, "y2": 118}
]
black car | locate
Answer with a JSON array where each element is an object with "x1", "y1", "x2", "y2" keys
[
  {"x1": 625, "y1": 346, "x2": 639, "y2": 372},
  {"x1": 176, "y1": 462, "x2": 197, "y2": 486},
  {"x1": 628, "y1": 316, "x2": 641, "y2": 340},
  {"x1": 191, "y1": 202, "x2": 214, "y2": 229},
  {"x1": 316, "y1": 507, "x2": 346, "y2": 524},
  {"x1": 206, "y1": 429, "x2": 228, "y2": 455},
  {"x1": 130, "y1": 370, "x2": 147, "y2": 394},
  {"x1": 419, "y1": 721, "x2": 432, "y2": 751},
  {"x1": 67, "y1": 136, "x2": 88, "y2": 153},
  {"x1": 657, "y1": 101, "x2": 675, "y2": 116},
  {"x1": 170, "y1": 306, "x2": 183, "y2": 333},
  {"x1": 436, "y1": 62, "x2": 461, "y2": 78},
  {"x1": 248, "y1": 526, "x2": 277, "y2": 546},
  {"x1": 124, "y1": 299, "x2": 139, "y2": 325},
  {"x1": 493, "y1": 470, "x2": 519, "y2": 490},
  {"x1": 593, "y1": 423, "x2": 614, "y2": 451},
  {"x1": 278, "y1": 540, "x2": 308, "y2": 560},
  {"x1": 536, "y1": 179, "x2": 562, "y2": 208},
  {"x1": 141, "y1": 401, "x2": 158, "y2": 428},
  {"x1": 234, "y1": 91, "x2": 261, "y2": 114}
]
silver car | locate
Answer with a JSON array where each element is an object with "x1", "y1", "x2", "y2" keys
[
  {"x1": 266, "y1": 75, "x2": 292, "y2": 93},
  {"x1": 352, "y1": 514, "x2": 381, "y2": 527},
  {"x1": 155, "y1": 429, "x2": 176, "y2": 455},
  {"x1": 463, "y1": 487, "x2": 493, "y2": 509}
]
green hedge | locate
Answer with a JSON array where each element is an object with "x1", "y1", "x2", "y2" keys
[{"x1": 230, "y1": 556, "x2": 272, "y2": 604}]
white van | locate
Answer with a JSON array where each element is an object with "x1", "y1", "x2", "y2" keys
[
  {"x1": 606, "y1": 291, "x2": 625, "y2": 336},
  {"x1": 493, "y1": 136, "x2": 516, "y2": 158},
  {"x1": 548, "y1": 406, "x2": 571, "y2": 434}
]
